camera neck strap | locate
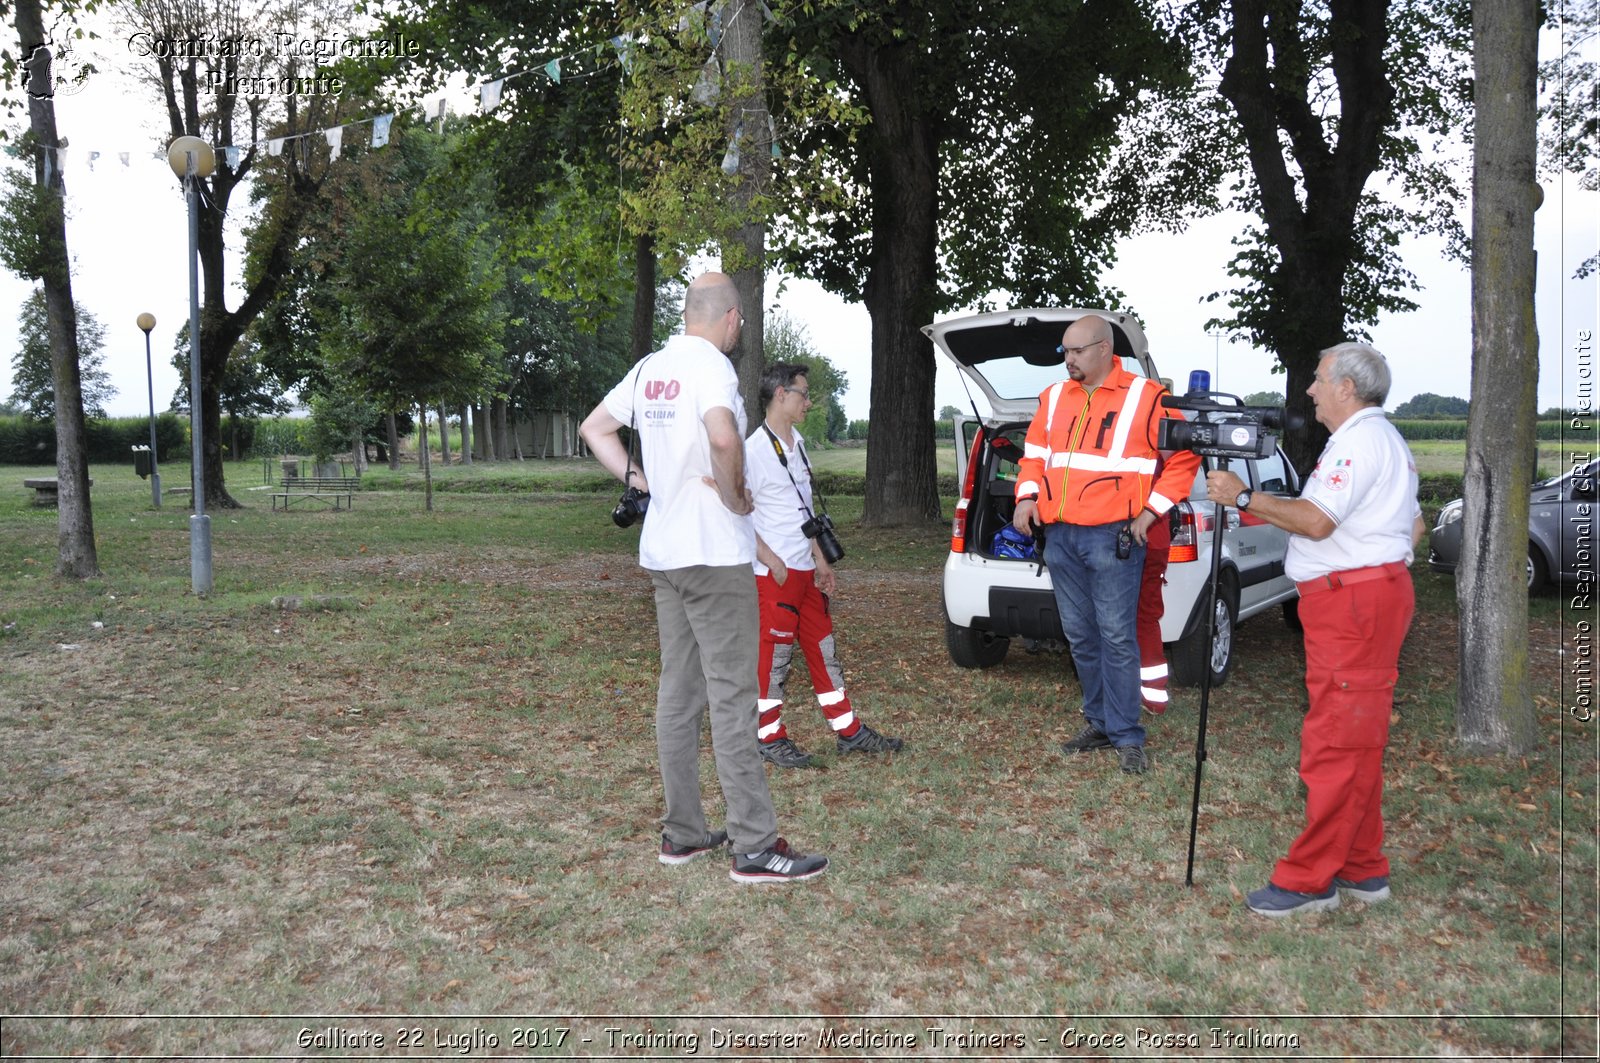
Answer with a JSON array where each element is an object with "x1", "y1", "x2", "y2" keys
[
  {"x1": 760, "y1": 422, "x2": 828, "y2": 519},
  {"x1": 622, "y1": 354, "x2": 654, "y2": 483}
]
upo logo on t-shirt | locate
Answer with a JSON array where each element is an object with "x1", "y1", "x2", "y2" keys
[{"x1": 643, "y1": 378, "x2": 680, "y2": 424}]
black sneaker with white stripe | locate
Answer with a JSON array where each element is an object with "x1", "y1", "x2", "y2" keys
[
  {"x1": 658, "y1": 830, "x2": 728, "y2": 865},
  {"x1": 729, "y1": 837, "x2": 828, "y2": 884}
]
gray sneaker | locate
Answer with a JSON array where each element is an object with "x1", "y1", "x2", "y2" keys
[
  {"x1": 836, "y1": 723, "x2": 904, "y2": 754},
  {"x1": 658, "y1": 830, "x2": 728, "y2": 865},
  {"x1": 729, "y1": 837, "x2": 828, "y2": 884},
  {"x1": 758, "y1": 737, "x2": 814, "y2": 768},
  {"x1": 1117, "y1": 744, "x2": 1149, "y2": 774},
  {"x1": 1062, "y1": 724, "x2": 1113, "y2": 754},
  {"x1": 1333, "y1": 875, "x2": 1391, "y2": 903}
]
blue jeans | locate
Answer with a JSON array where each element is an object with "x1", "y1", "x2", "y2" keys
[{"x1": 1042, "y1": 521, "x2": 1146, "y2": 747}]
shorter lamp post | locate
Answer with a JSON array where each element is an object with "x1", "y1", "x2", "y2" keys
[
  {"x1": 137, "y1": 312, "x2": 160, "y2": 508},
  {"x1": 167, "y1": 135, "x2": 215, "y2": 594}
]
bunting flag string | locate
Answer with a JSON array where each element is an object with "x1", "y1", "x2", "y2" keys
[{"x1": 19, "y1": 0, "x2": 798, "y2": 184}]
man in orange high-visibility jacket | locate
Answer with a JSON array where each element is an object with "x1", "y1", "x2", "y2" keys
[{"x1": 1011, "y1": 315, "x2": 1200, "y2": 774}]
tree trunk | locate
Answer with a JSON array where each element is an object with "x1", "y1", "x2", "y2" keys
[
  {"x1": 1457, "y1": 0, "x2": 1541, "y2": 753},
  {"x1": 477, "y1": 403, "x2": 495, "y2": 460},
  {"x1": 15, "y1": 0, "x2": 97, "y2": 577},
  {"x1": 437, "y1": 405, "x2": 451, "y2": 464},
  {"x1": 493, "y1": 397, "x2": 510, "y2": 462},
  {"x1": 839, "y1": 36, "x2": 941, "y2": 527},
  {"x1": 720, "y1": 0, "x2": 768, "y2": 428},
  {"x1": 631, "y1": 234, "x2": 656, "y2": 364},
  {"x1": 419, "y1": 405, "x2": 434, "y2": 512},
  {"x1": 350, "y1": 429, "x2": 367, "y2": 475},
  {"x1": 458, "y1": 404, "x2": 472, "y2": 465},
  {"x1": 385, "y1": 412, "x2": 400, "y2": 471}
]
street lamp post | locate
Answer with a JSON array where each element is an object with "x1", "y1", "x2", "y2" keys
[
  {"x1": 136, "y1": 312, "x2": 161, "y2": 508},
  {"x1": 167, "y1": 136, "x2": 215, "y2": 595}
]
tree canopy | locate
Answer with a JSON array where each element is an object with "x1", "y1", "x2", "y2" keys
[{"x1": 1193, "y1": 0, "x2": 1473, "y2": 471}]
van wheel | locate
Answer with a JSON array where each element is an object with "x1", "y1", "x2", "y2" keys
[
  {"x1": 1169, "y1": 580, "x2": 1238, "y2": 688},
  {"x1": 946, "y1": 619, "x2": 1010, "y2": 669}
]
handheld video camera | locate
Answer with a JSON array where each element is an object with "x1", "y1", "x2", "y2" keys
[
  {"x1": 1158, "y1": 374, "x2": 1302, "y2": 460},
  {"x1": 612, "y1": 486, "x2": 650, "y2": 528},
  {"x1": 802, "y1": 512, "x2": 845, "y2": 564}
]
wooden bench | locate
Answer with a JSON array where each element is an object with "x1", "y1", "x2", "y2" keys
[
  {"x1": 272, "y1": 475, "x2": 360, "y2": 511},
  {"x1": 22, "y1": 477, "x2": 92, "y2": 507}
]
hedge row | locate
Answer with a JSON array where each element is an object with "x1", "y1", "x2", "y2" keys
[
  {"x1": 1394, "y1": 419, "x2": 1570, "y2": 441},
  {"x1": 0, "y1": 415, "x2": 188, "y2": 465}
]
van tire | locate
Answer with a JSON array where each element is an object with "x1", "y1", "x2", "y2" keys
[
  {"x1": 1282, "y1": 595, "x2": 1303, "y2": 633},
  {"x1": 946, "y1": 619, "x2": 1010, "y2": 669},
  {"x1": 1169, "y1": 578, "x2": 1238, "y2": 688}
]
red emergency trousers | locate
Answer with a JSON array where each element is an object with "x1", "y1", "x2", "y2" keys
[
  {"x1": 755, "y1": 570, "x2": 861, "y2": 741},
  {"x1": 1272, "y1": 562, "x2": 1414, "y2": 893},
  {"x1": 1137, "y1": 513, "x2": 1171, "y2": 714}
]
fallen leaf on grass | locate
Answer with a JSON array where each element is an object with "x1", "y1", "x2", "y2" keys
[{"x1": 1516, "y1": 803, "x2": 1538, "y2": 811}]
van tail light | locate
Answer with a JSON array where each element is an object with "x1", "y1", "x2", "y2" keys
[
  {"x1": 1168, "y1": 501, "x2": 1215, "y2": 563},
  {"x1": 951, "y1": 427, "x2": 986, "y2": 552}
]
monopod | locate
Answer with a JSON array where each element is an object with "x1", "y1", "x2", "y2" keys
[{"x1": 1185, "y1": 458, "x2": 1232, "y2": 887}]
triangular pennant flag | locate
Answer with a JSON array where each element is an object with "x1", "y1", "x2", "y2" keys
[
  {"x1": 479, "y1": 78, "x2": 504, "y2": 112},
  {"x1": 325, "y1": 126, "x2": 343, "y2": 160},
  {"x1": 431, "y1": 96, "x2": 448, "y2": 121},
  {"x1": 87, "y1": 150, "x2": 100, "y2": 170},
  {"x1": 544, "y1": 58, "x2": 561, "y2": 84},
  {"x1": 224, "y1": 146, "x2": 240, "y2": 170},
  {"x1": 768, "y1": 113, "x2": 780, "y2": 159},
  {"x1": 268, "y1": 137, "x2": 285, "y2": 157},
  {"x1": 610, "y1": 34, "x2": 633, "y2": 74},
  {"x1": 41, "y1": 147, "x2": 54, "y2": 187},
  {"x1": 761, "y1": 1, "x2": 777, "y2": 23},
  {"x1": 691, "y1": 57, "x2": 720, "y2": 105},
  {"x1": 720, "y1": 122, "x2": 743, "y2": 175},
  {"x1": 371, "y1": 114, "x2": 393, "y2": 149},
  {"x1": 118, "y1": 152, "x2": 130, "y2": 167}
]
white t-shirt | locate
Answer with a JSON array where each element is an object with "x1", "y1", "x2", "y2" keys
[
  {"x1": 746, "y1": 423, "x2": 816, "y2": 573},
  {"x1": 1286, "y1": 406, "x2": 1421, "y2": 582},
  {"x1": 602, "y1": 334, "x2": 756, "y2": 571}
]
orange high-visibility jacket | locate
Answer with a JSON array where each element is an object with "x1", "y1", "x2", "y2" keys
[{"x1": 1014, "y1": 363, "x2": 1200, "y2": 527}]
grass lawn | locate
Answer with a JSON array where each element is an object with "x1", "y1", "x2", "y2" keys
[{"x1": 0, "y1": 457, "x2": 1593, "y2": 1058}]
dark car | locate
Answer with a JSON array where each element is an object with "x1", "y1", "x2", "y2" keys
[{"x1": 1428, "y1": 459, "x2": 1597, "y2": 591}]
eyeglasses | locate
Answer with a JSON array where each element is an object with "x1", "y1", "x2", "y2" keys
[
  {"x1": 785, "y1": 386, "x2": 810, "y2": 399},
  {"x1": 1056, "y1": 340, "x2": 1105, "y2": 357}
]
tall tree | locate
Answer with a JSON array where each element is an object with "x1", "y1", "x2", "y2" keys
[
  {"x1": 9, "y1": 287, "x2": 113, "y2": 417},
  {"x1": 1457, "y1": 0, "x2": 1541, "y2": 753},
  {"x1": 774, "y1": 0, "x2": 1206, "y2": 524},
  {"x1": 1, "y1": 0, "x2": 97, "y2": 576},
  {"x1": 1195, "y1": 0, "x2": 1472, "y2": 473},
  {"x1": 167, "y1": 324, "x2": 290, "y2": 459},
  {"x1": 125, "y1": 0, "x2": 346, "y2": 508}
]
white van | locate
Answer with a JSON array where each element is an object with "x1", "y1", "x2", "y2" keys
[{"x1": 926, "y1": 308, "x2": 1302, "y2": 687}]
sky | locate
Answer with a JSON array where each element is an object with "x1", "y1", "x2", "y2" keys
[{"x1": 1, "y1": 19, "x2": 1595, "y2": 429}]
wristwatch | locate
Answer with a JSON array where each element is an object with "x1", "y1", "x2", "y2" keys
[{"x1": 1234, "y1": 489, "x2": 1253, "y2": 510}]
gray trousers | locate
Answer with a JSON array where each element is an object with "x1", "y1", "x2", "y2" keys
[{"x1": 648, "y1": 564, "x2": 779, "y2": 854}]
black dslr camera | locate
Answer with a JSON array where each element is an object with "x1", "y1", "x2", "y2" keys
[
  {"x1": 802, "y1": 512, "x2": 845, "y2": 564},
  {"x1": 1158, "y1": 389, "x2": 1302, "y2": 460},
  {"x1": 612, "y1": 486, "x2": 650, "y2": 528}
]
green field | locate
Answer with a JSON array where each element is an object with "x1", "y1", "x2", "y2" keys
[{"x1": 0, "y1": 458, "x2": 1593, "y2": 1058}]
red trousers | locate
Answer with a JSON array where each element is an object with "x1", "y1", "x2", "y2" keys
[
  {"x1": 1137, "y1": 514, "x2": 1171, "y2": 713},
  {"x1": 755, "y1": 570, "x2": 859, "y2": 741},
  {"x1": 1272, "y1": 564, "x2": 1414, "y2": 892}
]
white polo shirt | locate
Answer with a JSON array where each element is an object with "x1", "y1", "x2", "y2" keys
[
  {"x1": 602, "y1": 334, "x2": 755, "y2": 571},
  {"x1": 745, "y1": 423, "x2": 816, "y2": 574},
  {"x1": 1285, "y1": 406, "x2": 1421, "y2": 582}
]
